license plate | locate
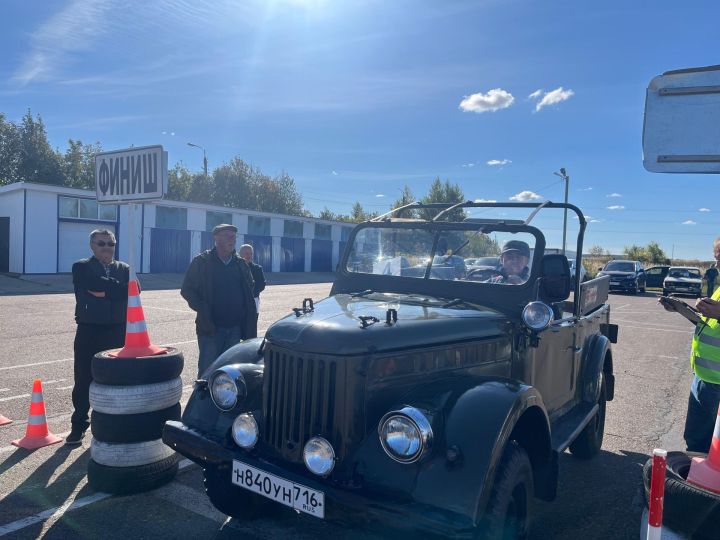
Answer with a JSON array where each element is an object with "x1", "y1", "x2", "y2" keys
[{"x1": 231, "y1": 460, "x2": 325, "y2": 519}]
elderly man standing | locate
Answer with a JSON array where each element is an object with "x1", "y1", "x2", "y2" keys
[
  {"x1": 181, "y1": 224, "x2": 256, "y2": 377},
  {"x1": 239, "y1": 243, "x2": 266, "y2": 337},
  {"x1": 66, "y1": 229, "x2": 129, "y2": 445}
]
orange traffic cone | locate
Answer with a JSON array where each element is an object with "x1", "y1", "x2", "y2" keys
[
  {"x1": 110, "y1": 279, "x2": 167, "y2": 358},
  {"x1": 0, "y1": 413, "x2": 11, "y2": 426},
  {"x1": 687, "y1": 403, "x2": 720, "y2": 493},
  {"x1": 11, "y1": 379, "x2": 63, "y2": 450}
]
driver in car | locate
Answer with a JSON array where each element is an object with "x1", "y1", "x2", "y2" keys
[{"x1": 489, "y1": 240, "x2": 531, "y2": 284}]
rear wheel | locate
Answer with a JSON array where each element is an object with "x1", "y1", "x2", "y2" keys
[
  {"x1": 204, "y1": 464, "x2": 273, "y2": 519},
  {"x1": 478, "y1": 441, "x2": 533, "y2": 540},
  {"x1": 569, "y1": 375, "x2": 606, "y2": 459}
]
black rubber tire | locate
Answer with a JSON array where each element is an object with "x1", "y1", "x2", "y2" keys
[
  {"x1": 87, "y1": 454, "x2": 179, "y2": 495},
  {"x1": 569, "y1": 376, "x2": 606, "y2": 459},
  {"x1": 478, "y1": 441, "x2": 533, "y2": 540},
  {"x1": 642, "y1": 451, "x2": 720, "y2": 540},
  {"x1": 203, "y1": 463, "x2": 274, "y2": 519},
  {"x1": 91, "y1": 403, "x2": 181, "y2": 443},
  {"x1": 663, "y1": 289, "x2": 669, "y2": 296},
  {"x1": 92, "y1": 347, "x2": 184, "y2": 386}
]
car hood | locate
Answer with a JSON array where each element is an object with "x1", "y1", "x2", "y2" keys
[{"x1": 265, "y1": 293, "x2": 510, "y2": 355}]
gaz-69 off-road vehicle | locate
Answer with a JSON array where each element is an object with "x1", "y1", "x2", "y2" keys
[{"x1": 163, "y1": 201, "x2": 618, "y2": 539}]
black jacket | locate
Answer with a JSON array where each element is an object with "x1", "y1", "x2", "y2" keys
[
  {"x1": 181, "y1": 248, "x2": 257, "y2": 338},
  {"x1": 247, "y1": 262, "x2": 266, "y2": 298},
  {"x1": 72, "y1": 257, "x2": 129, "y2": 325}
]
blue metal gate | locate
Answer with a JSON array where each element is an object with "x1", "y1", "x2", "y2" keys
[
  {"x1": 244, "y1": 235, "x2": 272, "y2": 270},
  {"x1": 280, "y1": 237, "x2": 305, "y2": 272},
  {"x1": 311, "y1": 239, "x2": 332, "y2": 272},
  {"x1": 150, "y1": 228, "x2": 191, "y2": 273},
  {"x1": 200, "y1": 231, "x2": 214, "y2": 253}
]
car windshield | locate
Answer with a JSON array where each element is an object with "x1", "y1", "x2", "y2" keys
[
  {"x1": 669, "y1": 268, "x2": 700, "y2": 278},
  {"x1": 346, "y1": 225, "x2": 537, "y2": 285},
  {"x1": 604, "y1": 262, "x2": 634, "y2": 272}
]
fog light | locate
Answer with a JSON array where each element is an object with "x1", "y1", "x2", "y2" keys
[
  {"x1": 232, "y1": 413, "x2": 258, "y2": 449},
  {"x1": 303, "y1": 437, "x2": 335, "y2": 476}
]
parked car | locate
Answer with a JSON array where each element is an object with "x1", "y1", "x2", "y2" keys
[
  {"x1": 644, "y1": 265, "x2": 670, "y2": 289},
  {"x1": 163, "y1": 201, "x2": 617, "y2": 539},
  {"x1": 597, "y1": 260, "x2": 646, "y2": 294},
  {"x1": 568, "y1": 258, "x2": 587, "y2": 289},
  {"x1": 663, "y1": 266, "x2": 702, "y2": 297}
]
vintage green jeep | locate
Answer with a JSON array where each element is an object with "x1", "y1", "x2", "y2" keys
[{"x1": 163, "y1": 202, "x2": 618, "y2": 539}]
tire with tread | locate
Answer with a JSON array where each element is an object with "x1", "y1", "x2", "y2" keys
[
  {"x1": 91, "y1": 437, "x2": 176, "y2": 467},
  {"x1": 92, "y1": 348, "x2": 184, "y2": 386},
  {"x1": 642, "y1": 451, "x2": 720, "y2": 539},
  {"x1": 204, "y1": 464, "x2": 274, "y2": 519},
  {"x1": 91, "y1": 403, "x2": 181, "y2": 443},
  {"x1": 569, "y1": 375, "x2": 606, "y2": 459},
  {"x1": 89, "y1": 377, "x2": 182, "y2": 415},
  {"x1": 478, "y1": 441, "x2": 533, "y2": 540},
  {"x1": 87, "y1": 454, "x2": 179, "y2": 495}
]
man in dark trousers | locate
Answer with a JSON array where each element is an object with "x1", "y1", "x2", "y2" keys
[
  {"x1": 239, "y1": 243, "x2": 266, "y2": 336},
  {"x1": 181, "y1": 224, "x2": 256, "y2": 377},
  {"x1": 66, "y1": 229, "x2": 129, "y2": 445},
  {"x1": 705, "y1": 264, "x2": 718, "y2": 297}
]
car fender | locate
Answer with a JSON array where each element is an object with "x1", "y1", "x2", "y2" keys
[
  {"x1": 580, "y1": 333, "x2": 613, "y2": 403},
  {"x1": 182, "y1": 338, "x2": 265, "y2": 432},
  {"x1": 366, "y1": 378, "x2": 551, "y2": 528}
]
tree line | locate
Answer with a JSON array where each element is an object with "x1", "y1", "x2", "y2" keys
[{"x1": 0, "y1": 109, "x2": 471, "y2": 223}]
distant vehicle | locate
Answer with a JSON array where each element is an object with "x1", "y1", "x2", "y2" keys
[
  {"x1": 597, "y1": 260, "x2": 646, "y2": 294},
  {"x1": 467, "y1": 256, "x2": 500, "y2": 268},
  {"x1": 644, "y1": 265, "x2": 670, "y2": 289},
  {"x1": 568, "y1": 258, "x2": 587, "y2": 287},
  {"x1": 663, "y1": 266, "x2": 702, "y2": 297}
]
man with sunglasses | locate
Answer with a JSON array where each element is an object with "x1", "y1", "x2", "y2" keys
[{"x1": 66, "y1": 229, "x2": 129, "y2": 446}]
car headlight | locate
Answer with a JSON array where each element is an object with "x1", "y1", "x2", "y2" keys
[
  {"x1": 522, "y1": 301, "x2": 554, "y2": 331},
  {"x1": 232, "y1": 413, "x2": 258, "y2": 449},
  {"x1": 209, "y1": 366, "x2": 247, "y2": 411},
  {"x1": 378, "y1": 406, "x2": 433, "y2": 463},
  {"x1": 303, "y1": 437, "x2": 336, "y2": 476}
]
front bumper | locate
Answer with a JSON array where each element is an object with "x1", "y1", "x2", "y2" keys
[
  {"x1": 664, "y1": 283, "x2": 701, "y2": 295},
  {"x1": 162, "y1": 420, "x2": 474, "y2": 537},
  {"x1": 609, "y1": 280, "x2": 636, "y2": 291}
]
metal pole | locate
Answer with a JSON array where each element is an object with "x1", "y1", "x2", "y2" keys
[
  {"x1": 128, "y1": 202, "x2": 137, "y2": 282},
  {"x1": 203, "y1": 150, "x2": 208, "y2": 180},
  {"x1": 562, "y1": 172, "x2": 569, "y2": 255}
]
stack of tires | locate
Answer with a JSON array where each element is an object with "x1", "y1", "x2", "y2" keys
[{"x1": 87, "y1": 348, "x2": 184, "y2": 495}]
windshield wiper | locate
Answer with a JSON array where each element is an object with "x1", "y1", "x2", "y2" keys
[
  {"x1": 441, "y1": 298, "x2": 475, "y2": 309},
  {"x1": 351, "y1": 289, "x2": 374, "y2": 298}
]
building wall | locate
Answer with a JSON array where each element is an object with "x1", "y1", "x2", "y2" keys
[
  {"x1": 0, "y1": 190, "x2": 25, "y2": 273},
  {"x1": 26, "y1": 190, "x2": 58, "y2": 273}
]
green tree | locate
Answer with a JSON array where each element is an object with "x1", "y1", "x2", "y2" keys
[
  {"x1": 391, "y1": 185, "x2": 417, "y2": 218},
  {"x1": 645, "y1": 241, "x2": 667, "y2": 264},
  {"x1": 0, "y1": 113, "x2": 21, "y2": 185},
  {"x1": 588, "y1": 245, "x2": 609, "y2": 257},
  {"x1": 419, "y1": 177, "x2": 466, "y2": 221},
  {"x1": 62, "y1": 139, "x2": 101, "y2": 189},
  {"x1": 623, "y1": 244, "x2": 648, "y2": 262},
  {"x1": 318, "y1": 207, "x2": 336, "y2": 221},
  {"x1": 17, "y1": 110, "x2": 63, "y2": 184}
]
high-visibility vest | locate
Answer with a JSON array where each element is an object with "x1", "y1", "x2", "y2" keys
[{"x1": 691, "y1": 287, "x2": 720, "y2": 383}]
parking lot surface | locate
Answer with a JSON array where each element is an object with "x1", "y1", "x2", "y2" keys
[{"x1": 0, "y1": 284, "x2": 696, "y2": 539}]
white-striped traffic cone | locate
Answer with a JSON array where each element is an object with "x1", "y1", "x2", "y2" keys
[
  {"x1": 687, "y1": 403, "x2": 720, "y2": 493},
  {"x1": 11, "y1": 379, "x2": 63, "y2": 450},
  {"x1": 110, "y1": 280, "x2": 167, "y2": 358}
]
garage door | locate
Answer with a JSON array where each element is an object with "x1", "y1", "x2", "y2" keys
[{"x1": 58, "y1": 222, "x2": 116, "y2": 272}]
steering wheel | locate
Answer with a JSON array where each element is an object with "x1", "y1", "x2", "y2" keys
[{"x1": 466, "y1": 268, "x2": 504, "y2": 282}]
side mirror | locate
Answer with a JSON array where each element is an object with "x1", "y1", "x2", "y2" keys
[{"x1": 539, "y1": 254, "x2": 571, "y2": 303}]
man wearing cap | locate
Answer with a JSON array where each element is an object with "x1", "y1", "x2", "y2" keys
[
  {"x1": 66, "y1": 229, "x2": 129, "y2": 445},
  {"x1": 181, "y1": 224, "x2": 257, "y2": 377},
  {"x1": 490, "y1": 240, "x2": 531, "y2": 284},
  {"x1": 239, "y1": 243, "x2": 266, "y2": 337}
]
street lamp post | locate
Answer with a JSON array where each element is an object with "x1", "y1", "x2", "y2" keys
[
  {"x1": 553, "y1": 168, "x2": 570, "y2": 255},
  {"x1": 187, "y1": 142, "x2": 208, "y2": 179}
]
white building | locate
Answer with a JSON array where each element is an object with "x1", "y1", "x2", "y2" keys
[{"x1": 0, "y1": 182, "x2": 355, "y2": 274}]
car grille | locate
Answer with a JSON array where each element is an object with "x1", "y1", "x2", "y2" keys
[{"x1": 262, "y1": 345, "x2": 354, "y2": 462}]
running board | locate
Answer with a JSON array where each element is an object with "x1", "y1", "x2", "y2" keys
[{"x1": 550, "y1": 403, "x2": 599, "y2": 453}]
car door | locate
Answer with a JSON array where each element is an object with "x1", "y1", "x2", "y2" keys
[{"x1": 645, "y1": 267, "x2": 664, "y2": 288}]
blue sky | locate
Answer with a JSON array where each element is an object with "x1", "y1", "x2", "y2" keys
[{"x1": 1, "y1": 0, "x2": 719, "y2": 259}]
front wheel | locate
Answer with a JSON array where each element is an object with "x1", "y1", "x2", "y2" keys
[
  {"x1": 569, "y1": 375, "x2": 606, "y2": 459},
  {"x1": 479, "y1": 441, "x2": 533, "y2": 540},
  {"x1": 204, "y1": 464, "x2": 273, "y2": 519}
]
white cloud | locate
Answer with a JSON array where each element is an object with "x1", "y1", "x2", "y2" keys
[
  {"x1": 510, "y1": 191, "x2": 543, "y2": 202},
  {"x1": 607, "y1": 205, "x2": 625, "y2": 210},
  {"x1": 530, "y1": 87, "x2": 575, "y2": 112},
  {"x1": 682, "y1": 220, "x2": 697, "y2": 225},
  {"x1": 699, "y1": 208, "x2": 711, "y2": 212},
  {"x1": 461, "y1": 163, "x2": 476, "y2": 168},
  {"x1": 459, "y1": 88, "x2": 515, "y2": 113},
  {"x1": 331, "y1": 170, "x2": 338, "y2": 176},
  {"x1": 528, "y1": 89, "x2": 543, "y2": 99},
  {"x1": 588, "y1": 218, "x2": 602, "y2": 223},
  {"x1": 474, "y1": 198, "x2": 497, "y2": 203},
  {"x1": 487, "y1": 159, "x2": 512, "y2": 166},
  {"x1": 375, "y1": 194, "x2": 385, "y2": 198},
  {"x1": 578, "y1": 186, "x2": 593, "y2": 192},
  {"x1": 607, "y1": 193, "x2": 622, "y2": 198}
]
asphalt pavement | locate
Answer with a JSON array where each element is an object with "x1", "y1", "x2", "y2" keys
[{"x1": 0, "y1": 285, "x2": 698, "y2": 540}]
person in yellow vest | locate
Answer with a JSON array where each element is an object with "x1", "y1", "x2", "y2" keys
[{"x1": 664, "y1": 237, "x2": 720, "y2": 452}]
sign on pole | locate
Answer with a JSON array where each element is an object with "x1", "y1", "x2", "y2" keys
[{"x1": 95, "y1": 145, "x2": 168, "y2": 202}]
